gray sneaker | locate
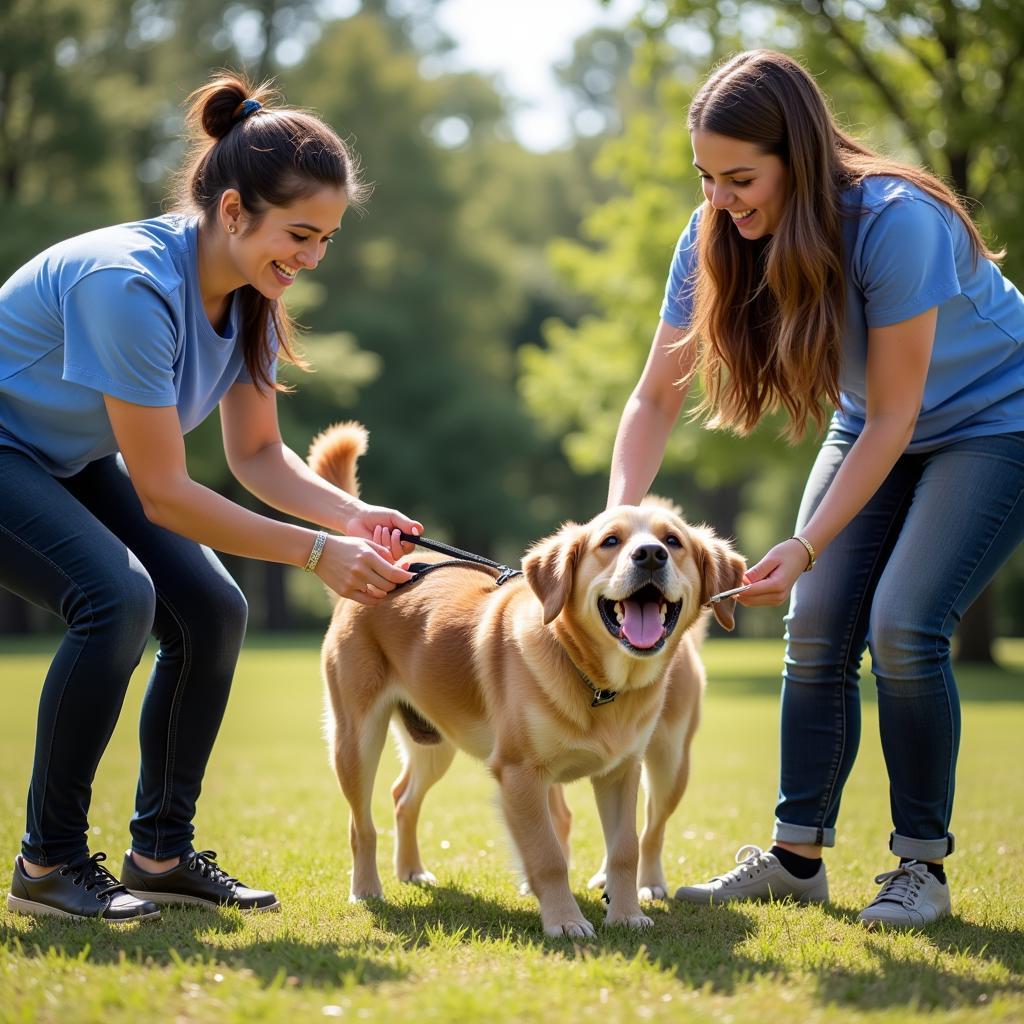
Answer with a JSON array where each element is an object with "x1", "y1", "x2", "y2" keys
[
  {"x1": 857, "y1": 861, "x2": 951, "y2": 928},
  {"x1": 674, "y1": 844, "x2": 829, "y2": 905}
]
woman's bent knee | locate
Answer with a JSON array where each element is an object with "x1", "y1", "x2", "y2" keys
[
  {"x1": 67, "y1": 563, "x2": 156, "y2": 651},
  {"x1": 867, "y1": 615, "x2": 948, "y2": 683},
  {"x1": 155, "y1": 577, "x2": 248, "y2": 651}
]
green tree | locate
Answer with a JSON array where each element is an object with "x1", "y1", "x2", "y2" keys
[{"x1": 270, "y1": 16, "x2": 540, "y2": 553}]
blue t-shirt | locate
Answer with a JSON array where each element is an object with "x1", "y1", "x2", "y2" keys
[
  {"x1": 660, "y1": 176, "x2": 1024, "y2": 451},
  {"x1": 0, "y1": 214, "x2": 267, "y2": 477}
]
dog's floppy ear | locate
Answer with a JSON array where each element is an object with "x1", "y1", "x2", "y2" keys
[
  {"x1": 693, "y1": 528, "x2": 747, "y2": 631},
  {"x1": 523, "y1": 522, "x2": 586, "y2": 625}
]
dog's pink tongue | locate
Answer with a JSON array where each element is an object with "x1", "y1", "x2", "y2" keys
[{"x1": 621, "y1": 600, "x2": 663, "y2": 649}]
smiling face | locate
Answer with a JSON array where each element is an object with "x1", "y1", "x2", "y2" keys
[
  {"x1": 228, "y1": 185, "x2": 348, "y2": 297},
  {"x1": 691, "y1": 130, "x2": 788, "y2": 238},
  {"x1": 523, "y1": 503, "x2": 746, "y2": 691},
  {"x1": 585, "y1": 508, "x2": 693, "y2": 657}
]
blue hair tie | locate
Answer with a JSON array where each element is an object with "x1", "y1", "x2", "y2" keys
[{"x1": 237, "y1": 98, "x2": 262, "y2": 121}]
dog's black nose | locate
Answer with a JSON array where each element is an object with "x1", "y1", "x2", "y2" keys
[{"x1": 631, "y1": 544, "x2": 668, "y2": 570}]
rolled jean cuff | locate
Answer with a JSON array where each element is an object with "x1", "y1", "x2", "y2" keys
[
  {"x1": 889, "y1": 830, "x2": 954, "y2": 861},
  {"x1": 20, "y1": 841, "x2": 90, "y2": 868},
  {"x1": 773, "y1": 821, "x2": 836, "y2": 848}
]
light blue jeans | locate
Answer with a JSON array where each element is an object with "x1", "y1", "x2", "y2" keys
[{"x1": 774, "y1": 429, "x2": 1024, "y2": 861}]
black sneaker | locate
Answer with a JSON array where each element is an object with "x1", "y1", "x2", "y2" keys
[
  {"x1": 7, "y1": 852, "x2": 161, "y2": 923},
  {"x1": 121, "y1": 849, "x2": 280, "y2": 912}
]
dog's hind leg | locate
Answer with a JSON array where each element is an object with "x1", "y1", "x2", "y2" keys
[
  {"x1": 637, "y1": 697, "x2": 698, "y2": 901},
  {"x1": 330, "y1": 698, "x2": 393, "y2": 902},
  {"x1": 636, "y1": 733, "x2": 686, "y2": 901},
  {"x1": 390, "y1": 716, "x2": 456, "y2": 885}
]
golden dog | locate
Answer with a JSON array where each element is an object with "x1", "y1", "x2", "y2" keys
[{"x1": 310, "y1": 423, "x2": 744, "y2": 938}]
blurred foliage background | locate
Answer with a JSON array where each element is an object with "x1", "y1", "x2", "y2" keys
[{"x1": 2, "y1": 0, "x2": 1023, "y2": 658}]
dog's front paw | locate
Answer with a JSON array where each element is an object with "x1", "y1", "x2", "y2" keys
[
  {"x1": 605, "y1": 911, "x2": 654, "y2": 930},
  {"x1": 586, "y1": 869, "x2": 607, "y2": 891},
  {"x1": 638, "y1": 882, "x2": 669, "y2": 901},
  {"x1": 544, "y1": 917, "x2": 597, "y2": 939}
]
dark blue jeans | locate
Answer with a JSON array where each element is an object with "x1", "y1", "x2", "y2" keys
[
  {"x1": 0, "y1": 448, "x2": 247, "y2": 866},
  {"x1": 775, "y1": 429, "x2": 1024, "y2": 861}
]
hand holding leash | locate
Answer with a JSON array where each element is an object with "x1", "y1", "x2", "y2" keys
[
  {"x1": 344, "y1": 502, "x2": 422, "y2": 555},
  {"x1": 314, "y1": 534, "x2": 415, "y2": 605}
]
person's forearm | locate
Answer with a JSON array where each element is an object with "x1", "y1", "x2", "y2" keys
[
  {"x1": 228, "y1": 442, "x2": 360, "y2": 532},
  {"x1": 608, "y1": 322, "x2": 694, "y2": 508},
  {"x1": 142, "y1": 475, "x2": 320, "y2": 566},
  {"x1": 607, "y1": 394, "x2": 679, "y2": 507},
  {"x1": 800, "y1": 414, "x2": 916, "y2": 556}
]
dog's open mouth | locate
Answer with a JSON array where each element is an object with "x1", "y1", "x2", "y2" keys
[{"x1": 598, "y1": 584, "x2": 683, "y2": 655}]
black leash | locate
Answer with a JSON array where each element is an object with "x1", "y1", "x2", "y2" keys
[{"x1": 398, "y1": 532, "x2": 523, "y2": 586}]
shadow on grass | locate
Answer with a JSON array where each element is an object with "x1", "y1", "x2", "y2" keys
[
  {"x1": 3, "y1": 885, "x2": 1022, "y2": 1008},
  {"x1": 367, "y1": 884, "x2": 1024, "y2": 1008},
  {"x1": 0, "y1": 907, "x2": 407, "y2": 989},
  {"x1": 820, "y1": 900, "x2": 1024, "y2": 970},
  {"x1": 646, "y1": 900, "x2": 1023, "y2": 1008},
  {"x1": 800, "y1": 902, "x2": 1024, "y2": 1009},
  {"x1": 365, "y1": 883, "x2": 787, "y2": 995}
]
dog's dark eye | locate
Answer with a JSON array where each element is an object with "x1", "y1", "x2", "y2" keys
[
  {"x1": 665, "y1": 534, "x2": 682, "y2": 548},
  {"x1": 600, "y1": 535, "x2": 620, "y2": 548}
]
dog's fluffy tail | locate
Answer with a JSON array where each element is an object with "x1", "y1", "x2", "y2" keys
[{"x1": 307, "y1": 421, "x2": 367, "y2": 499}]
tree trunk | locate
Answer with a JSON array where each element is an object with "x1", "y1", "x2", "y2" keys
[
  {"x1": 701, "y1": 478, "x2": 743, "y2": 542},
  {"x1": 255, "y1": 0, "x2": 281, "y2": 82},
  {"x1": 956, "y1": 583, "x2": 996, "y2": 664},
  {"x1": 0, "y1": 590, "x2": 31, "y2": 634},
  {"x1": 262, "y1": 561, "x2": 291, "y2": 631}
]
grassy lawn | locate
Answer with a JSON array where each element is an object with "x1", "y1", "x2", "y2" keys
[{"x1": 1, "y1": 634, "x2": 1022, "y2": 1023}]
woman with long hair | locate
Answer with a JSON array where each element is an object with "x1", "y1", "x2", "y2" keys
[
  {"x1": 609, "y1": 49, "x2": 1024, "y2": 926},
  {"x1": 2, "y1": 73, "x2": 421, "y2": 921}
]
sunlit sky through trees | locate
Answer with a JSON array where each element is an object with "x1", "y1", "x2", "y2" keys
[{"x1": 302, "y1": 0, "x2": 646, "y2": 150}]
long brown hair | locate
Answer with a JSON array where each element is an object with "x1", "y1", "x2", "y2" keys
[
  {"x1": 170, "y1": 72, "x2": 367, "y2": 391},
  {"x1": 682, "y1": 49, "x2": 1000, "y2": 439}
]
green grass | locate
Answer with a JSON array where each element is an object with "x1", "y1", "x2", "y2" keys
[{"x1": 1, "y1": 635, "x2": 1022, "y2": 1023}]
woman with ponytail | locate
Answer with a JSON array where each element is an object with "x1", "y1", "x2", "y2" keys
[
  {"x1": 1, "y1": 73, "x2": 421, "y2": 921},
  {"x1": 610, "y1": 50, "x2": 1024, "y2": 926}
]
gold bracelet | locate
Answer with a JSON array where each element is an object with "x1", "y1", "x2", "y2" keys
[
  {"x1": 304, "y1": 530, "x2": 328, "y2": 573},
  {"x1": 790, "y1": 534, "x2": 816, "y2": 572}
]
